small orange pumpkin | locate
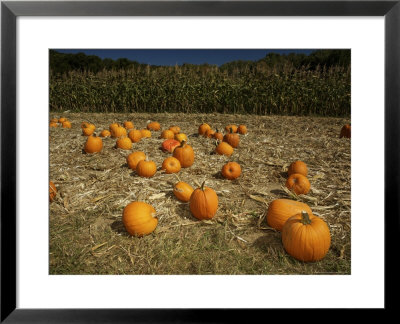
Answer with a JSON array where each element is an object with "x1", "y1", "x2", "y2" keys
[
  {"x1": 198, "y1": 123, "x2": 211, "y2": 136},
  {"x1": 162, "y1": 157, "x2": 181, "y2": 174},
  {"x1": 122, "y1": 201, "x2": 158, "y2": 237},
  {"x1": 175, "y1": 133, "x2": 188, "y2": 143},
  {"x1": 161, "y1": 139, "x2": 181, "y2": 153},
  {"x1": 288, "y1": 160, "x2": 308, "y2": 177},
  {"x1": 286, "y1": 173, "x2": 311, "y2": 195},
  {"x1": 100, "y1": 130, "x2": 111, "y2": 137},
  {"x1": 128, "y1": 129, "x2": 142, "y2": 143},
  {"x1": 213, "y1": 130, "x2": 224, "y2": 141},
  {"x1": 111, "y1": 126, "x2": 127, "y2": 138},
  {"x1": 109, "y1": 123, "x2": 120, "y2": 132},
  {"x1": 147, "y1": 121, "x2": 161, "y2": 131},
  {"x1": 123, "y1": 121, "x2": 134, "y2": 130},
  {"x1": 215, "y1": 141, "x2": 233, "y2": 156},
  {"x1": 50, "y1": 118, "x2": 59, "y2": 123},
  {"x1": 116, "y1": 136, "x2": 132, "y2": 150},
  {"x1": 61, "y1": 121, "x2": 71, "y2": 128},
  {"x1": 204, "y1": 129, "x2": 215, "y2": 138},
  {"x1": 266, "y1": 198, "x2": 313, "y2": 231},
  {"x1": 173, "y1": 141, "x2": 195, "y2": 168},
  {"x1": 225, "y1": 124, "x2": 238, "y2": 133},
  {"x1": 136, "y1": 159, "x2": 157, "y2": 178},
  {"x1": 140, "y1": 129, "x2": 152, "y2": 138},
  {"x1": 58, "y1": 117, "x2": 67, "y2": 123},
  {"x1": 82, "y1": 127, "x2": 95, "y2": 136},
  {"x1": 84, "y1": 135, "x2": 103, "y2": 154},
  {"x1": 340, "y1": 124, "x2": 351, "y2": 138},
  {"x1": 126, "y1": 151, "x2": 146, "y2": 170},
  {"x1": 223, "y1": 128, "x2": 239, "y2": 148},
  {"x1": 237, "y1": 125, "x2": 247, "y2": 135},
  {"x1": 282, "y1": 211, "x2": 331, "y2": 262},
  {"x1": 49, "y1": 181, "x2": 57, "y2": 202},
  {"x1": 173, "y1": 181, "x2": 194, "y2": 202},
  {"x1": 49, "y1": 122, "x2": 58, "y2": 128},
  {"x1": 169, "y1": 125, "x2": 181, "y2": 134},
  {"x1": 189, "y1": 181, "x2": 219, "y2": 220},
  {"x1": 221, "y1": 162, "x2": 241, "y2": 180},
  {"x1": 160, "y1": 129, "x2": 175, "y2": 139}
]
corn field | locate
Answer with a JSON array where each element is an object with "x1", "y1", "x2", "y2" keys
[{"x1": 49, "y1": 64, "x2": 350, "y2": 116}]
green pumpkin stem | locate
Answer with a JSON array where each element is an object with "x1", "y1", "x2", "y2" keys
[
  {"x1": 201, "y1": 181, "x2": 206, "y2": 191},
  {"x1": 300, "y1": 211, "x2": 312, "y2": 225}
]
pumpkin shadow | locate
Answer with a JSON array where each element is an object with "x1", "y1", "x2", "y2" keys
[
  {"x1": 174, "y1": 201, "x2": 195, "y2": 221},
  {"x1": 251, "y1": 233, "x2": 283, "y2": 254},
  {"x1": 279, "y1": 171, "x2": 289, "y2": 178},
  {"x1": 212, "y1": 171, "x2": 224, "y2": 180},
  {"x1": 110, "y1": 220, "x2": 130, "y2": 236},
  {"x1": 270, "y1": 189, "x2": 287, "y2": 196},
  {"x1": 120, "y1": 163, "x2": 129, "y2": 169}
]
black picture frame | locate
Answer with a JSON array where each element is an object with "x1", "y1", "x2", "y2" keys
[{"x1": 1, "y1": 0, "x2": 398, "y2": 321}]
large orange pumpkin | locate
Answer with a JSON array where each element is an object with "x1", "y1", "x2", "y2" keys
[
  {"x1": 282, "y1": 211, "x2": 331, "y2": 262},
  {"x1": 116, "y1": 136, "x2": 132, "y2": 150},
  {"x1": 173, "y1": 181, "x2": 194, "y2": 202},
  {"x1": 173, "y1": 141, "x2": 194, "y2": 168},
  {"x1": 198, "y1": 123, "x2": 211, "y2": 136},
  {"x1": 286, "y1": 173, "x2": 311, "y2": 195},
  {"x1": 266, "y1": 198, "x2": 313, "y2": 231},
  {"x1": 82, "y1": 127, "x2": 95, "y2": 136},
  {"x1": 122, "y1": 201, "x2": 158, "y2": 237},
  {"x1": 84, "y1": 135, "x2": 103, "y2": 153},
  {"x1": 111, "y1": 126, "x2": 127, "y2": 138},
  {"x1": 189, "y1": 181, "x2": 218, "y2": 220},
  {"x1": 215, "y1": 141, "x2": 233, "y2": 156}
]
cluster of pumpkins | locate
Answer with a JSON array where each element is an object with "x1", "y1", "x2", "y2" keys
[
  {"x1": 49, "y1": 118, "x2": 350, "y2": 263},
  {"x1": 49, "y1": 116, "x2": 71, "y2": 128}
]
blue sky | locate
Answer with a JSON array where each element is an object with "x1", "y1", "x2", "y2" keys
[{"x1": 54, "y1": 49, "x2": 316, "y2": 66}]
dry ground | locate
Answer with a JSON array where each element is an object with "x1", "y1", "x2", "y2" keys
[{"x1": 49, "y1": 112, "x2": 351, "y2": 275}]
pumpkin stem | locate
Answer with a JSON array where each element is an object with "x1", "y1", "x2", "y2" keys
[
  {"x1": 180, "y1": 140, "x2": 186, "y2": 147},
  {"x1": 230, "y1": 127, "x2": 233, "y2": 134},
  {"x1": 300, "y1": 211, "x2": 312, "y2": 225},
  {"x1": 201, "y1": 181, "x2": 206, "y2": 191}
]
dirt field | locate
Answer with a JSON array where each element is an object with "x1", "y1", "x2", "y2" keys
[{"x1": 49, "y1": 113, "x2": 351, "y2": 275}]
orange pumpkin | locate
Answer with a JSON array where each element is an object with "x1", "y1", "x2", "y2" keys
[
  {"x1": 147, "y1": 121, "x2": 161, "y2": 131},
  {"x1": 169, "y1": 125, "x2": 181, "y2": 134},
  {"x1": 225, "y1": 124, "x2": 238, "y2": 133},
  {"x1": 122, "y1": 201, "x2": 158, "y2": 237},
  {"x1": 100, "y1": 130, "x2": 111, "y2": 137},
  {"x1": 61, "y1": 121, "x2": 71, "y2": 128},
  {"x1": 84, "y1": 135, "x2": 103, "y2": 154},
  {"x1": 237, "y1": 125, "x2": 247, "y2": 135},
  {"x1": 82, "y1": 122, "x2": 95, "y2": 130},
  {"x1": 58, "y1": 117, "x2": 67, "y2": 123},
  {"x1": 126, "y1": 151, "x2": 146, "y2": 170},
  {"x1": 173, "y1": 181, "x2": 194, "y2": 202},
  {"x1": 213, "y1": 130, "x2": 224, "y2": 141},
  {"x1": 204, "y1": 129, "x2": 215, "y2": 138},
  {"x1": 282, "y1": 211, "x2": 331, "y2": 262},
  {"x1": 189, "y1": 181, "x2": 218, "y2": 220},
  {"x1": 50, "y1": 118, "x2": 59, "y2": 123},
  {"x1": 136, "y1": 160, "x2": 157, "y2": 178},
  {"x1": 215, "y1": 141, "x2": 233, "y2": 157},
  {"x1": 140, "y1": 129, "x2": 152, "y2": 138},
  {"x1": 175, "y1": 133, "x2": 188, "y2": 143},
  {"x1": 266, "y1": 199, "x2": 313, "y2": 231},
  {"x1": 111, "y1": 126, "x2": 127, "y2": 138},
  {"x1": 160, "y1": 129, "x2": 175, "y2": 139},
  {"x1": 286, "y1": 173, "x2": 311, "y2": 195},
  {"x1": 198, "y1": 123, "x2": 211, "y2": 136},
  {"x1": 223, "y1": 128, "x2": 239, "y2": 148},
  {"x1": 340, "y1": 124, "x2": 351, "y2": 138},
  {"x1": 109, "y1": 122, "x2": 120, "y2": 132},
  {"x1": 161, "y1": 139, "x2": 181, "y2": 153},
  {"x1": 173, "y1": 141, "x2": 194, "y2": 168},
  {"x1": 123, "y1": 121, "x2": 134, "y2": 130},
  {"x1": 49, "y1": 122, "x2": 58, "y2": 128},
  {"x1": 221, "y1": 162, "x2": 241, "y2": 180},
  {"x1": 116, "y1": 136, "x2": 132, "y2": 150},
  {"x1": 162, "y1": 157, "x2": 181, "y2": 174},
  {"x1": 49, "y1": 181, "x2": 57, "y2": 202},
  {"x1": 82, "y1": 127, "x2": 95, "y2": 136},
  {"x1": 288, "y1": 160, "x2": 308, "y2": 177},
  {"x1": 128, "y1": 129, "x2": 142, "y2": 143}
]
